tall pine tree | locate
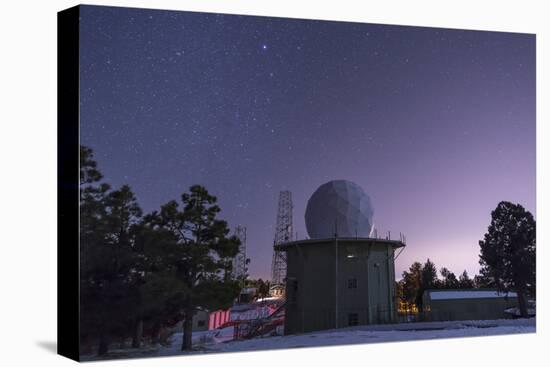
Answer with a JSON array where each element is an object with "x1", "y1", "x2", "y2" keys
[
  {"x1": 479, "y1": 201, "x2": 536, "y2": 317},
  {"x1": 79, "y1": 145, "x2": 144, "y2": 355},
  {"x1": 149, "y1": 185, "x2": 241, "y2": 351},
  {"x1": 458, "y1": 270, "x2": 474, "y2": 289},
  {"x1": 440, "y1": 267, "x2": 459, "y2": 289},
  {"x1": 401, "y1": 262, "x2": 422, "y2": 309},
  {"x1": 419, "y1": 259, "x2": 438, "y2": 310}
]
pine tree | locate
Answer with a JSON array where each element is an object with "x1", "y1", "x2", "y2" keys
[
  {"x1": 458, "y1": 270, "x2": 474, "y2": 289},
  {"x1": 473, "y1": 274, "x2": 493, "y2": 288},
  {"x1": 401, "y1": 262, "x2": 422, "y2": 309},
  {"x1": 83, "y1": 184, "x2": 143, "y2": 355},
  {"x1": 395, "y1": 280, "x2": 405, "y2": 310},
  {"x1": 79, "y1": 145, "x2": 112, "y2": 354},
  {"x1": 132, "y1": 217, "x2": 205, "y2": 347},
  {"x1": 149, "y1": 185, "x2": 241, "y2": 351},
  {"x1": 402, "y1": 260, "x2": 439, "y2": 311},
  {"x1": 479, "y1": 201, "x2": 536, "y2": 317},
  {"x1": 440, "y1": 267, "x2": 459, "y2": 289},
  {"x1": 421, "y1": 259, "x2": 437, "y2": 289},
  {"x1": 80, "y1": 145, "x2": 103, "y2": 185},
  {"x1": 79, "y1": 146, "x2": 144, "y2": 355},
  {"x1": 102, "y1": 185, "x2": 144, "y2": 349},
  {"x1": 419, "y1": 259, "x2": 438, "y2": 310}
]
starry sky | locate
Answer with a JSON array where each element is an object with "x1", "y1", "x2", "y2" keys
[{"x1": 79, "y1": 5, "x2": 536, "y2": 280}]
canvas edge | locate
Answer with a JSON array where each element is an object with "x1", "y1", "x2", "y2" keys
[{"x1": 57, "y1": 4, "x2": 81, "y2": 362}]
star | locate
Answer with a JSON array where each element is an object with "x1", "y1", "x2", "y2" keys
[{"x1": 78, "y1": 5, "x2": 535, "y2": 282}]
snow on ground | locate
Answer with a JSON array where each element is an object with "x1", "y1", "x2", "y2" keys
[
  {"x1": 83, "y1": 318, "x2": 534, "y2": 360},
  {"x1": 156, "y1": 318, "x2": 535, "y2": 356},
  {"x1": 504, "y1": 307, "x2": 536, "y2": 317}
]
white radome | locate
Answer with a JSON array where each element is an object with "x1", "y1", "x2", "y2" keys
[{"x1": 305, "y1": 180, "x2": 374, "y2": 239}]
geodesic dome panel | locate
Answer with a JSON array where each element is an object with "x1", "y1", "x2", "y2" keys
[{"x1": 305, "y1": 180, "x2": 374, "y2": 239}]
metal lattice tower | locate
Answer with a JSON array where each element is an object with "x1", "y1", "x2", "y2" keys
[
  {"x1": 232, "y1": 225, "x2": 247, "y2": 280},
  {"x1": 271, "y1": 191, "x2": 293, "y2": 285}
]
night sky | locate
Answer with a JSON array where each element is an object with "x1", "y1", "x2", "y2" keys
[{"x1": 79, "y1": 5, "x2": 536, "y2": 280}]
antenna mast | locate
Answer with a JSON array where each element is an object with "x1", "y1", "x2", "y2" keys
[{"x1": 271, "y1": 191, "x2": 293, "y2": 285}]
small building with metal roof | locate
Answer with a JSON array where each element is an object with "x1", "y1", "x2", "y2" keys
[{"x1": 422, "y1": 289, "x2": 519, "y2": 322}]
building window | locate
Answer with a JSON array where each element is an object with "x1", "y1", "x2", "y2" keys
[
  {"x1": 348, "y1": 313, "x2": 359, "y2": 326},
  {"x1": 197, "y1": 320, "x2": 206, "y2": 327},
  {"x1": 348, "y1": 278, "x2": 357, "y2": 289}
]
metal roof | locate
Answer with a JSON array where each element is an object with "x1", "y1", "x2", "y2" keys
[{"x1": 427, "y1": 289, "x2": 518, "y2": 300}]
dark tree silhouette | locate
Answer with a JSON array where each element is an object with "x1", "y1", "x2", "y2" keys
[
  {"x1": 401, "y1": 259, "x2": 441, "y2": 311},
  {"x1": 473, "y1": 274, "x2": 493, "y2": 288},
  {"x1": 79, "y1": 146, "x2": 144, "y2": 355},
  {"x1": 419, "y1": 259, "x2": 438, "y2": 310},
  {"x1": 79, "y1": 147, "x2": 242, "y2": 355},
  {"x1": 149, "y1": 185, "x2": 241, "y2": 351},
  {"x1": 80, "y1": 145, "x2": 103, "y2": 185},
  {"x1": 440, "y1": 267, "x2": 459, "y2": 289},
  {"x1": 479, "y1": 201, "x2": 536, "y2": 317},
  {"x1": 401, "y1": 262, "x2": 422, "y2": 308},
  {"x1": 458, "y1": 270, "x2": 475, "y2": 289}
]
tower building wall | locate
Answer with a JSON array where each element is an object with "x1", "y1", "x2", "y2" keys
[{"x1": 278, "y1": 237, "x2": 404, "y2": 334}]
